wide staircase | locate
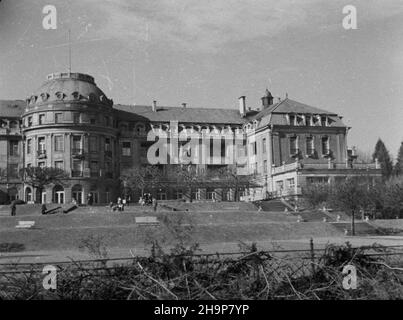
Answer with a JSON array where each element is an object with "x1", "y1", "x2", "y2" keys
[{"x1": 330, "y1": 221, "x2": 386, "y2": 236}]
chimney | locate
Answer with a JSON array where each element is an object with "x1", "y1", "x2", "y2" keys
[
  {"x1": 239, "y1": 96, "x2": 246, "y2": 117},
  {"x1": 182, "y1": 102, "x2": 187, "y2": 108},
  {"x1": 152, "y1": 100, "x2": 157, "y2": 112},
  {"x1": 261, "y1": 89, "x2": 274, "y2": 109}
]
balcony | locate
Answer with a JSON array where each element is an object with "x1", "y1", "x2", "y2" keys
[
  {"x1": 272, "y1": 160, "x2": 380, "y2": 176},
  {"x1": 71, "y1": 170, "x2": 83, "y2": 177},
  {"x1": 72, "y1": 148, "x2": 85, "y2": 159},
  {"x1": 37, "y1": 150, "x2": 47, "y2": 159}
]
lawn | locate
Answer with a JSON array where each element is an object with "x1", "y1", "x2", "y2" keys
[{"x1": 0, "y1": 207, "x2": 344, "y2": 252}]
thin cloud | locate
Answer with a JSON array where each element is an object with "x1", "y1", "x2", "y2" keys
[{"x1": 78, "y1": 0, "x2": 403, "y2": 53}]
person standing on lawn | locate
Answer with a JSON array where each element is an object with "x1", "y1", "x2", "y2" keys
[
  {"x1": 41, "y1": 203, "x2": 47, "y2": 215},
  {"x1": 10, "y1": 202, "x2": 16, "y2": 216}
]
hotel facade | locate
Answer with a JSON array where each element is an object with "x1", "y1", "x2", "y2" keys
[{"x1": 0, "y1": 72, "x2": 381, "y2": 205}]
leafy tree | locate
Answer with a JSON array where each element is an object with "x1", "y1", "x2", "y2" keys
[
  {"x1": 394, "y1": 141, "x2": 403, "y2": 177},
  {"x1": 20, "y1": 166, "x2": 69, "y2": 202},
  {"x1": 372, "y1": 138, "x2": 393, "y2": 179},
  {"x1": 120, "y1": 165, "x2": 165, "y2": 197},
  {"x1": 381, "y1": 176, "x2": 403, "y2": 218}
]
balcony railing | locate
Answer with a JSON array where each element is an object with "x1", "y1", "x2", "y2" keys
[
  {"x1": 272, "y1": 161, "x2": 380, "y2": 175},
  {"x1": 72, "y1": 148, "x2": 85, "y2": 159},
  {"x1": 72, "y1": 170, "x2": 83, "y2": 177},
  {"x1": 37, "y1": 150, "x2": 47, "y2": 159}
]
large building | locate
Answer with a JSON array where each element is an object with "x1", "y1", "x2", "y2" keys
[{"x1": 0, "y1": 72, "x2": 381, "y2": 205}]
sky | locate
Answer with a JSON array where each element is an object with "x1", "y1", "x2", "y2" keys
[{"x1": 0, "y1": 0, "x2": 402, "y2": 159}]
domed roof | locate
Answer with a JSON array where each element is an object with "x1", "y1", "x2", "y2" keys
[{"x1": 26, "y1": 72, "x2": 113, "y2": 107}]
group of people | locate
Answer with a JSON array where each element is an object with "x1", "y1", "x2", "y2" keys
[
  {"x1": 110, "y1": 197, "x2": 128, "y2": 211},
  {"x1": 139, "y1": 193, "x2": 158, "y2": 212}
]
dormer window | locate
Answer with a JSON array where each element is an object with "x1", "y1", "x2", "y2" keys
[
  {"x1": 30, "y1": 96, "x2": 37, "y2": 104},
  {"x1": 321, "y1": 116, "x2": 328, "y2": 126},
  {"x1": 88, "y1": 93, "x2": 97, "y2": 102},
  {"x1": 55, "y1": 92, "x2": 65, "y2": 100},
  {"x1": 72, "y1": 91, "x2": 80, "y2": 100},
  {"x1": 40, "y1": 93, "x2": 49, "y2": 102},
  {"x1": 289, "y1": 115, "x2": 295, "y2": 126},
  {"x1": 305, "y1": 115, "x2": 311, "y2": 126},
  {"x1": 296, "y1": 115, "x2": 304, "y2": 126}
]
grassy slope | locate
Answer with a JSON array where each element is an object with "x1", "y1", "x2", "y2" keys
[{"x1": 0, "y1": 207, "x2": 343, "y2": 251}]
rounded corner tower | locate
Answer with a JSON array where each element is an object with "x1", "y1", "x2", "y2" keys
[{"x1": 22, "y1": 72, "x2": 118, "y2": 205}]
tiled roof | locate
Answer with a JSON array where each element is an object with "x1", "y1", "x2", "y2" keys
[
  {"x1": 0, "y1": 100, "x2": 25, "y2": 118},
  {"x1": 114, "y1": 104, "x2": 246, "y2": 125},
  {"x1": 252, "y1": 98, "x2": 346, "y2": 128},
  {"x1": 253, "y1": 98, "x2": 336, "y2": 120}
]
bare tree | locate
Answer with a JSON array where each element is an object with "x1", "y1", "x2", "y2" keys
[
  {"x1": 169, "y1": 164, "x2": 206, "y2": 202},
  {"x1": 207, "y1": 166, "x2": 253, "y2": 201},
  {"x1": 20, "y1": 167, "x2": 69, "y2": 203},
  {"x1": 121, "y1": 165, "x2": 165, "y2": 197}
]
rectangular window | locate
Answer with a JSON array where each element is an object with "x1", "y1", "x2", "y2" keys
[
  {"x1": 9, "y1": 140, "x2": 19, "y2": 156},
  {"x1": 321, "y1": 116, "x2": 327, "y2": 126},
  {"x1": 54, "y1": 135, "x2": 64, "y2": 152},
  {"x1": 27, "y1": 139, "x2": 32, "y2": 154},
  {"x1": 55, "y1": 113, "x2": 63, "y2": 124},
  {"x1": 39, "y1": 114, "x2": 45, "y2": 125},
  {"x1": 54, "y1": 161, "x2": 64, "y2": 170},
  {"x1": 104, "y1": 116, "x2": 110, "y2": 127},
  {"x1": 8, "y1": 164, "x2": 18, "y2": 178},
  {"x1": 90, "y1": 118, "x2": 96, "y2": 125},
  {"x1": 322, "y1": 137, "x2": 330, "y2": 154},
  {"x1": 89, "y1": 136, "x2": 98, "y2": 153},
  {"x1": 262, "y1": 138, "x2": 266, "y2": 154},
  {"x1": 306, "y1": 136, "x2": 314, "y2": 155},
  {"x1": 276, "y1": 180, "x2": 284, "y2": 190},
  {"x1": 289, "y1": 115, "x2": 295, "y2": 126},
  {"x1": 263, "y1": 160, "x2": 267, "y2": 173},
  {"x1": 73, "y1": 113, "x2": 80, "y2": 124},
  {"x1": 305, "y1": 116, "x2": 311, "y2": 126},
  {"x1": 105, "y1": 162, "x2": 112, "y2": 177},
  {"x1": 250, "y1": 142, "x2": 257, "y2": 155},
  {"x1": 290, "y1": 136, "x2": 298, "y2": 155},
  {"x1": 105, "y1": 137, "x2": 111, "y2": 151},
  {"x1": 122, "y1": 141, "x2": 131, "y2": 156},
  {"x1": 287, "y1": 178, "x2": 295, "y2": 189},
  {"x1": 28, "y1": 116, "x2": 33, "y2": 127},
  {"x1": 38, "y1": 137, "x2": 46, "y2": 153},
  {"x1": 90, "y1": 161, "x2": 99, "y2": 177},
  {"x1": 72, "y1": 160, "x2": 83, "y2": 177},
  {"x1": 72, "y1": 136, "x2": 82, "y2": 150}
]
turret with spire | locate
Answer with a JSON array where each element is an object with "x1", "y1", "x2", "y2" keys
[{"x1": 261, "y1": 88, "x2": 274, "y2": 109}]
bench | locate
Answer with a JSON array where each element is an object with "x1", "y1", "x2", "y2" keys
[
  {"x1": 15, "y1": 221, "x2": 36, "y2": 229},
  {"x1": 135, "y1": 216, "x2": 159, "y2": 225}
]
